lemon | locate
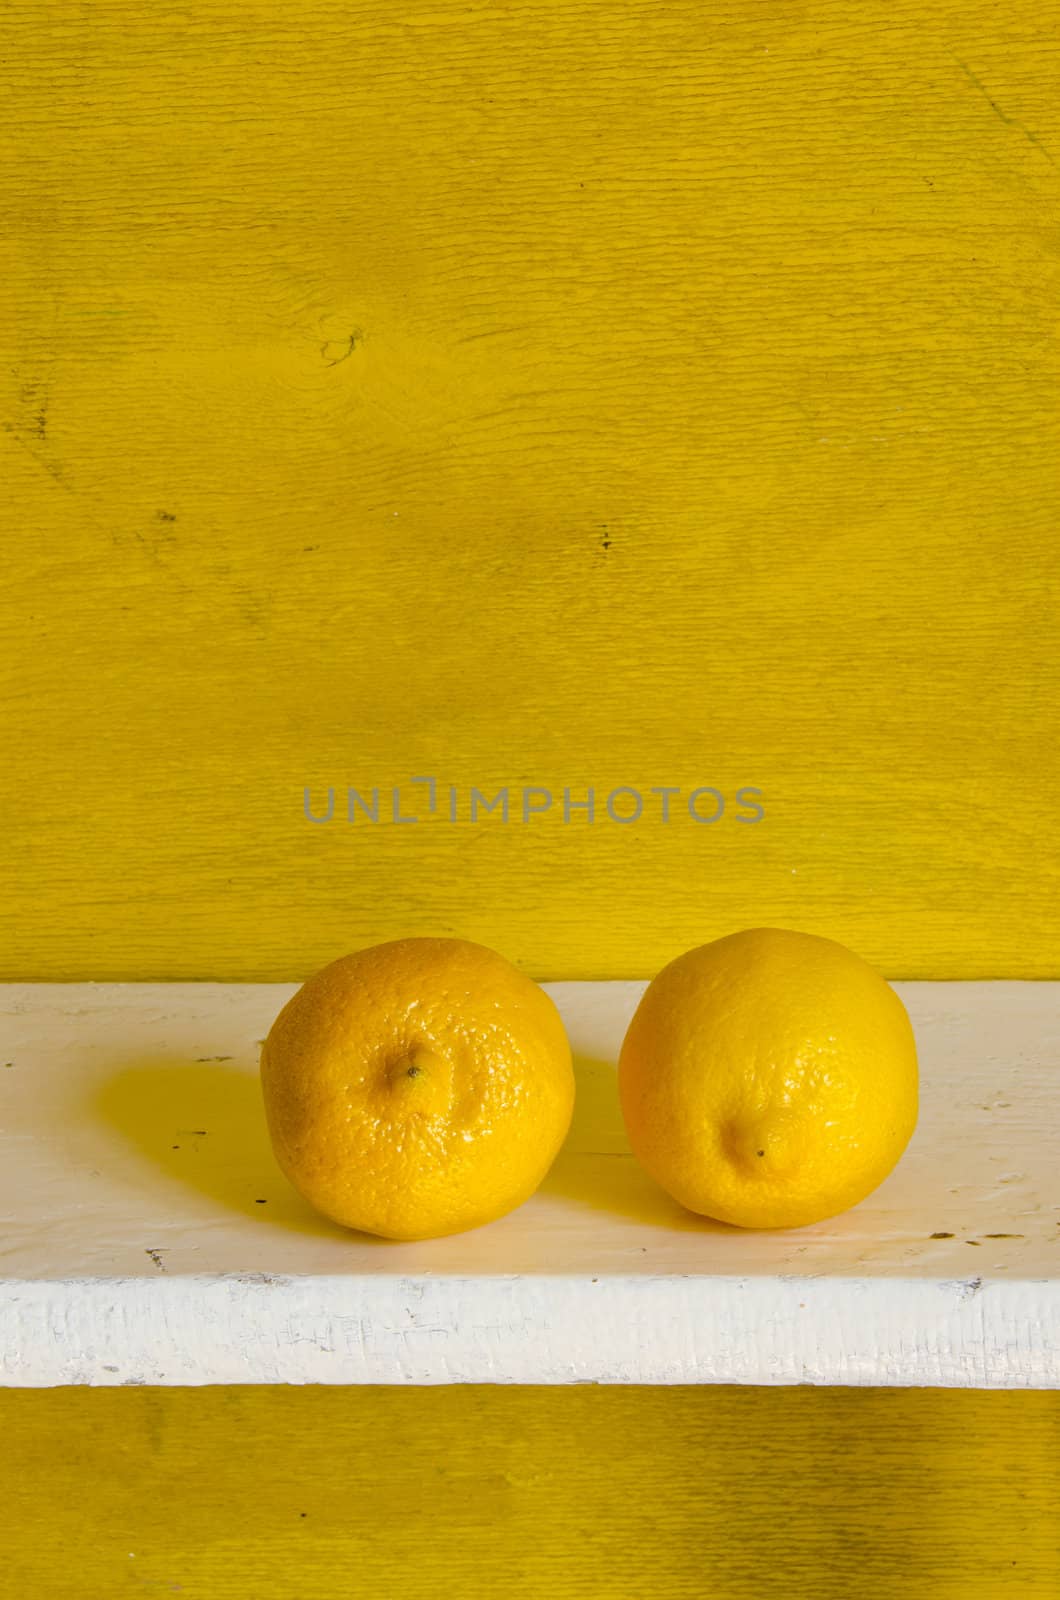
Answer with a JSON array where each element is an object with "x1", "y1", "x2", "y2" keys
[
  {"x1": 618, "y1": 928, "x2": 918, "y2": 1228},
  {"x1": 260, "y1": 937, "x2": 574, "y2": 1240}
]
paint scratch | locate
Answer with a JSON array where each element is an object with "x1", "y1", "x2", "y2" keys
[
  {"x1": 953, "y1": 56, "x2": 1058, "y2": 170},
  {"x1": 321, "y1": 328, "x2": 364, "y2": 367}
]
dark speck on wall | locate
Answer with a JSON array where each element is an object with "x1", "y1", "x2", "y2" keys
[
  {"x1": 929, "y1": 1232, "x2": 954, "y2": 1239},
  {"x1": 156, "y1": 510, "x2": 177, "y2": 522}
]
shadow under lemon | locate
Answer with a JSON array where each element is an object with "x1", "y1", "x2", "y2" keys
[
  {"x1": 540, "y1": 1054, "x2": 737, "y2": 1234},
  {"x1": 93, "y1": 1057, "x2": 356, "y2": 1241},
  {"x1": 95, "y1": 1051, "x2": 736, "y2": 1241}
]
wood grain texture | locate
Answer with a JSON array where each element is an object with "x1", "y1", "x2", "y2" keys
[
  {"x1": 1, "y1": 1, "x2": 1058, "y2": 983},
  {"x1": 1, "y1": 1385, "x2": 1057, "y2": 1599}
]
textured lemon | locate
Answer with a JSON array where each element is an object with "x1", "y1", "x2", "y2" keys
[
  {"x1": 260, "y1": 937, "x2": 574, "y2": 1239},
  {"x1": 618, "y1": 928, "x2": 918, "y2": 1229}
]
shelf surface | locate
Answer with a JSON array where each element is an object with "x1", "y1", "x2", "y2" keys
[{"x1": 1, "y1": 981, "x2": 1057, "y2": 1388}]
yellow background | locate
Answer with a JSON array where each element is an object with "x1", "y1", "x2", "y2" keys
[
  {"x1": 1, "y1": 0, "x2": 1058, "y2": 982},
  {"x1": 2, "y1": 3, "x2": 1058, "y2": 1596},
  {"x1": 1, "y1": 1385, "x2": 1057, "y2": 1599}
]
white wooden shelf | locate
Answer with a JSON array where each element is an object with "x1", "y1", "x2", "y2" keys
[{"x1": 1, "y1": 981, "x2": 1057, "y2": 1389}]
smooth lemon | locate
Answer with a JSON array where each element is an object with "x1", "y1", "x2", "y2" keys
[
  {"x1": 618, "y1": 927, "x2": 918, "y2": 1229},
  {"x1": 260, "y1": 937, "x2": 574, "y2": 1239}
]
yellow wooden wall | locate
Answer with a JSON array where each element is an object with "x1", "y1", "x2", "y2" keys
[
  {"x1": 1, "y1": 1, "x2": 1057, "y2": 982},
  {"x1": 2, "y1": 3, "x2": 1058, "y2": 1596},
  {"x1": 1, "y1": 1385, "x2": 1058, "y2": 1599}
]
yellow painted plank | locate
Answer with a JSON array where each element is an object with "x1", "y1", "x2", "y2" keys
[
  {"x1": 1, "y1": 1, "x2": 1058, "y2": 979},
  {"x1": 1, "y1": 1386, "x2": 1057, "y2": 1599}
]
